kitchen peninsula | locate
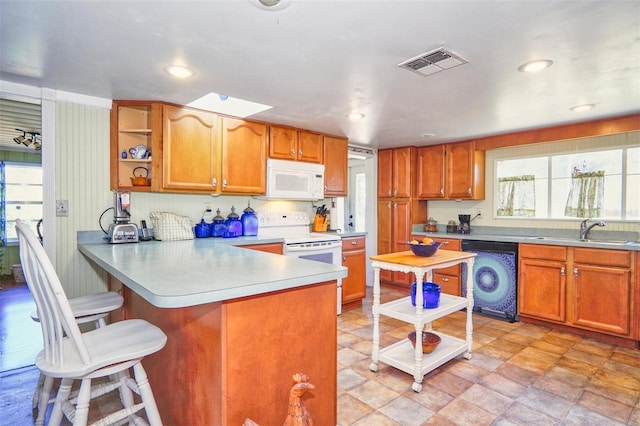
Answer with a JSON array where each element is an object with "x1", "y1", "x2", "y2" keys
[{"x1": 79, "y1": 237, "x2": 347, "y2": 426}]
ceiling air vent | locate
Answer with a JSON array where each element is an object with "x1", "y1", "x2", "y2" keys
[{"x1": 398, "y1": 47, "x2": 469, "y2": 76}]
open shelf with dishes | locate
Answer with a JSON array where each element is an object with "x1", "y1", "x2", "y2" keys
[{"x1": 110, "y1": 101, "x2": 162, "y2": 191}]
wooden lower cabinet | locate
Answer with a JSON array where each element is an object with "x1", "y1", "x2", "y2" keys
[
  {"x1": 341, "y1": 236, "x2": 366, "y2": 309},
  {"x1": 119, "y1": 279, "x2": 337, "y2": 425},
  {"x1": 518, "y1": 244, "x2": 635, "y2": 341},
  {"x1": 241, "y1": 242, "x2": 283, "y2": 254}
]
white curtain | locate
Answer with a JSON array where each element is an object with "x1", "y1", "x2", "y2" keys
[
  {"x1": 497, "y1": 175, "x2": 535, "y2": 217},
  {"x1": 564, "y1": 171, "x2": 604, "y2": 218}
]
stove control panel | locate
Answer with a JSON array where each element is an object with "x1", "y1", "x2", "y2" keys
[{"x1": 258, "y1": 211, "x2": 310, "y2": 228}]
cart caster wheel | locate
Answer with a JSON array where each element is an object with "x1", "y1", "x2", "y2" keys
[
  {"x1": 369, "y1": 363, "x2": 378, "y2": 372},
  {"x1": 463, "y1": 352, "x2": 472, "y2": 360},
  {"x1": 411, "y1": 382, "x2": 422, "y2": 392}
]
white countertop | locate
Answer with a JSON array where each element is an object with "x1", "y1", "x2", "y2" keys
[{"x1": 78, "y1": 237, "x2": 348, "y2": 309}]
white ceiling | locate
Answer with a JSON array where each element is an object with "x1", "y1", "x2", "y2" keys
[{"x1": 1, "y1": 0, "x2": 639, "y2": 151}]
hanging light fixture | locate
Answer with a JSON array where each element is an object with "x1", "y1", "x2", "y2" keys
[{"x1": 14, "y1": 128, "x2": 41, "y2": 150}]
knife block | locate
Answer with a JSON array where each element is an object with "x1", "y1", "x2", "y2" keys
[{"x1": 312, "y1": 214, "x2": 328, "y2": 232}]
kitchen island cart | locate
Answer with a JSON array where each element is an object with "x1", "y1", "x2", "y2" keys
[{"x1": 370, "y1": 249, "x2": 476, "y2": 392}]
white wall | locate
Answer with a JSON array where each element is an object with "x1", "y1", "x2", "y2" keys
[{"x1": 426, "y1": 131, "x2": 640, "y2": 235}]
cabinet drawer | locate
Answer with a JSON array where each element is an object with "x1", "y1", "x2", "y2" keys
[
  {"x1": 342, "y1": 236, "x2": 365, "y2": 251},
  {"x1": 432, "y1": 273, "x2": 460, "y2": 296},
  {"x1": 519, "y1": 243, "x2": 567, "y2": 261},
  {"x1": 574, "y1": 248, "x2": 631, "y2": 268},
  {"x1": 433, "y1": 237, "x2": 461, "y2": 251}
]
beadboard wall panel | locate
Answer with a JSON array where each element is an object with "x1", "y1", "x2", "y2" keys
[{"x1": 55, "y1": 102, "x2": 111, "y2": 298}]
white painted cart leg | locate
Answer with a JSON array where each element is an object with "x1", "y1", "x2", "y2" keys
[
  {"x1": 411, "y1": 269, "x2": 428, "y2": 392},
  {"x1": 369, "y1": 266, "x2": 381, "y2": 372},
  {"x1": 463, "y1": 258, "x2": 475, "y2": 360}
]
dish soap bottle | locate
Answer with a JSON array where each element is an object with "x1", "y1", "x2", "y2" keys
[
  {"x1": 225, "y1": 206, "x2": 243, "y2": 237},
  {"x1": 241, "y1": 201, "x2": 258, "y2": 236}
]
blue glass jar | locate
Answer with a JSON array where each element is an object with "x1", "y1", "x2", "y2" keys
[
  {"x1": 241, "y1": 202, "x2": 258, "y2": 236},
  {"x1": 194, "y1": 219, "x2": 211, "y2": 238},
  {"x1": 411, "y1": 282, "x2": 441, "y2": 309},
  {"x1": 224, "y1": 206, "x2": 243, "y2": 238},
  {"x1": 211, "y1": 209, "x2": 226, "y2": 238}
]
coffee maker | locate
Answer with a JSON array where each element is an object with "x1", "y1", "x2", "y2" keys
[
  {"x1": 458, "y1": 214, "x2": 471, "y2": 234},
  {"x1": 107, "y1": 191, "x2": 139, "y2": 243}
]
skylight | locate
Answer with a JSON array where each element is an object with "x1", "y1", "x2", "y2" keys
[{"x1": 187, "y1": 93, "x2": 272, "y2": 118}]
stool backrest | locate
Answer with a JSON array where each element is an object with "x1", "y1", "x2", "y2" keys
[{"x1": 15, "y1": 220, "x2": 92, "y2": 367}]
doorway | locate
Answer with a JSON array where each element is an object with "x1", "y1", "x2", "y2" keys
[{"x1": 347, "y1": 149, "x2": 376, "y2": 287}]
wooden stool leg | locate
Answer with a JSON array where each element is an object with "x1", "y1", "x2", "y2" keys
[
  {"x1": 49, "y1": 378, "x2": 73, "y2": 426},
  {"x1": 34, "y1": 375, "x2": 55, "y2": 425},
  {"x1": 133, "y1": 363, "x2": 162, "y2": 425},
  {"x1": 72, "y1": 379, "x2": 92, "y2": 426}
]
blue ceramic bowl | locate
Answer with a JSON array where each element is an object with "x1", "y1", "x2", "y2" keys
[{"x1": 407, "y1": 241, "x2": 442, "y2": 257}]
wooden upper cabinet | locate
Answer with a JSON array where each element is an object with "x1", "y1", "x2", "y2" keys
[
  {"x1": 378, "y1": 147, "x2": 414, "y2": 199},
  {"x1": 298, "y1": 130, "x2": 323, "y2": 163},
  {"x1": 269, "y1": 126, "x2": 323, "y2": 163},
  {"x1": 323, "y1": 136, "x2": 348, "y2": 196},
  {"x1": 446, "y1": 141, "x2": 485, "y2": 199},
  {"x1": 162, "y1": 104, "x2": 218, "y2": 192},
  {"x1": 220, "y1": 117, "x2": 268, "y2": 194},
  {"x1": 415, "y1": 141, "x2": 485, "y2": 200},
  {"x1": 269, "y1": 125, "x2": 298, "y2": 160},
  {"x1": 415, "y1": 145, "x2": 446, "y2": 199}
]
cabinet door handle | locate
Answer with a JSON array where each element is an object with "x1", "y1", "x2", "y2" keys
[
  {"x1": 222, "y1": 179, "x2": 227, "y2": 188},
  {"x1": 393, "y1": 202, "x2": 397, "y2": 209},
  {"x1": 290, "y1": 149, "x2": 296, "y2": 156},
  {"x1": 441, "y1": 241, "x2": 449, "y2": 245},
  {"x1": 351, "y1": 241, "x2": 358, "y2": 245},
  {"x1": 467, "y1": 187, "x2": 472, "y2": 195},
  {"x1": 324, "y1": 184, "x2": 328, "y2": 190},
  {"x1": 440, "y1": 277, "x2": 449, "y2": 282},
  {"x1": 574, "y1": 267, "x2": 579, "y2": 276},
  {"x1": 342, "y1": 256, "x2": 346, "y2": 262},
  {"x1": 212, "y1": 178, "x2": 217, "y2": 188},
  {"x1": 387, "y1": 189, "x2": 392, "y2": 196},
  {"x1": 299, "y1": 149, "x2": 303, "y2": 157},
  {"x1": 386, "y1": 202, "x2": 391, "y2": 209},
  {"x1": 393, "y1": 189, "x2": 398, "y2": 196},
  {"x1": 560, "y1": 267, "x2": 565, "y2": 276},
  {"x1": 440, "y1": 188, "x2": 444, "y2": 196}
]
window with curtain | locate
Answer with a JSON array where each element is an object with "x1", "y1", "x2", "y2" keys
[
  {"x1": 1, "y1": 162, "x2": 43, "y2": 242},
  {"x1": 495, "y1": 146, "x2": 637, "y2": 220},
  {"x1": 497, "y1": 175, "x2": 535, "y2": 217}
]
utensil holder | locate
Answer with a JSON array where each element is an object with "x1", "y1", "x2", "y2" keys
[{"x1": 312, "y1": 215, "x2": 328, "y2": 232}]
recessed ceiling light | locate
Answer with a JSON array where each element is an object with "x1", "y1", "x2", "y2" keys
[
  {"x1": 348, "y1": 113, "x2": 365, "y2": 120},
  {"x1": 570, "y1": 104, "x2": 596, "y2": 112},
  {"x1": 249, "y1": 0, "x2": 292, "y2": 11},
  {"x1": 517, "y1": 59, "x2": 553, "y2": 73},
  {"x1": 420, "y1": 132, "x2": 435, "y2": 138},
  {"x1": 163, "y1": 65, "x2": 195, "y2": 79}
]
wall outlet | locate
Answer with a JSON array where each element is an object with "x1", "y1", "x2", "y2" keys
[
  {"x1": 56, "y1": 199, "x2": 69, "y2": 217},
  {"x1": 475, "y1": 208, "x2": 483, "y2": 218}
]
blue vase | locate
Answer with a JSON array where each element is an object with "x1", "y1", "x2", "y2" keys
[
  {"x1": 225, "y1": 206, "x2": 243, "y2": 238},
  {"x1": 211, "y1": 209, "x2": 226, "y2": 237},
  {"x1": 411, "y1": 282, "x2": 441, "y2": 309},
  {"x1": 241, "y1": 202, "x2": 258, "y2": 236}
]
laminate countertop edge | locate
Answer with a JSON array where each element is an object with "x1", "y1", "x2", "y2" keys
[{"x1": 78, "y1": 239, "x2": 348, "y2": 309}]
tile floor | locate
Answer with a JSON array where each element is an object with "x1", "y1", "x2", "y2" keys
[
  {"x1": 336, "y1": 286, "x2": 640, "y2": 426},
  {"x1": 2, "y1": 284, "x2": 639, "y2": 425}
]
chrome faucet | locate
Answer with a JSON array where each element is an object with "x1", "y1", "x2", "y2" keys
[{"x1": 579, "y1": 219, "x2": 606, "y2": 240}]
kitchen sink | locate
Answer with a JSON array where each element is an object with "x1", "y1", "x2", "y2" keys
[{"x1": 526, "y1": 236, "x2": 635, "y2": 246}]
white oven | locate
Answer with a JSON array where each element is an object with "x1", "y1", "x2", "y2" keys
[{"x1": 259, "y1": 212, "x2": 343, "y2": 314}]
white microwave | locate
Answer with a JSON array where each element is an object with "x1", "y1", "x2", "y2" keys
[{"x1": 263, "y1": 159, "x2": 325, "y2": 200}]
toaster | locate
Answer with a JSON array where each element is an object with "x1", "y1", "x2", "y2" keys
[{"x1": 108, "y1": 223, "x2": 139, "y2": 244}]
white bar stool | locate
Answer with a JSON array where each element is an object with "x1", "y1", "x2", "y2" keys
[{"x1": 17, "y1": 220, "x2": 167, "y2": 426}]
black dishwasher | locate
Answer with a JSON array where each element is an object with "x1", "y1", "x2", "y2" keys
[{"x1": 461, "y1": 240, "x2": 518, "y2": 322}]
